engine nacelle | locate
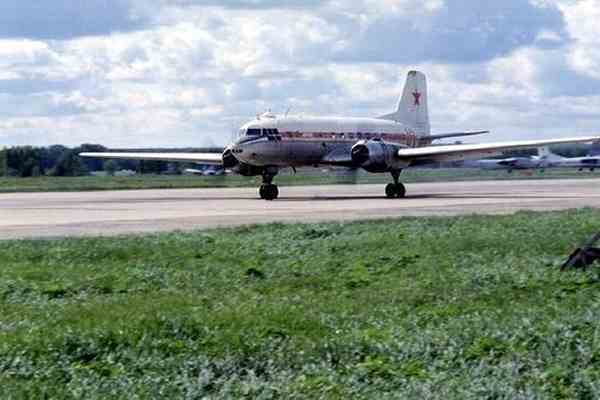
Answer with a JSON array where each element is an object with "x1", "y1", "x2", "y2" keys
[
  {"x1": 222, "y1": 146, "x2": 265, "y2": 176},
  {"x1": 222, "y1": 147, "x2": 239, "y2": 169},
  {"x1": 351, "y1": 139, "x2": 405, "y2": 173}
]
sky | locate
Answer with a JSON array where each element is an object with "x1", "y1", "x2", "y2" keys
[{"x1": 0, "y1": 0, "x2": 599, "y2": 148}]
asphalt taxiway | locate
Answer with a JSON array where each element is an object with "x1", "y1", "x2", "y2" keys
[{"x1": 1, "y1": 179, "x2": 599, "y2": 239}]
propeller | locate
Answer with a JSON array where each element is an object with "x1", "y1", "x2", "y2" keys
[{"x1": 351, "y1": 145, "x2": 370, "y2": 165}]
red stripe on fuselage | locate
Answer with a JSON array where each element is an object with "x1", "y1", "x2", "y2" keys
[{"x1": 277, "y1": 131, "x2": 419, "y2": 147}]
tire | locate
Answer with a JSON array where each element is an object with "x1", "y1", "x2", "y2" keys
[
  {"x1": 271, "y1": 185, "x2": 279, "y2": 200},
  {"x1": 385, "y1": 184, "x2": 397, "y2": 198},
  {"x1": 386, "y1": 183, "x2": 406, "y2": 198},
  {"x1": 396, "y1": 183, "x2": 406, "y2": 198},
  {"x1": 264, "y1": 184, "x2": 279, "y2": 201}
]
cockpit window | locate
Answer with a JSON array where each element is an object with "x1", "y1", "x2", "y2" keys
[{"x1": 246, "y1": 128, "x2": 279, "y2": 136}]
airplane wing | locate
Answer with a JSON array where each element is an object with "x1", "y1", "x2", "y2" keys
[
  {"x1": 79, "y1": 152, "x2": 223, "y2": 165},
  {"x1": 496, "y1": 158, "x2": 521, "y2": 166},
  {"x1": 580, "y1": 158, "x2": 600, "y2": 165},
  {"x1": 397, "y1": 137, "x2": 600, "y2": 163}
]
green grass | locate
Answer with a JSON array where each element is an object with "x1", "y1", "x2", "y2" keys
[
  {"x1": 0, "y1": 167, "x2": 597, "y2": 193},
  {"x1": 1, "y1": 210, "x2": 600, "y2": 398}
]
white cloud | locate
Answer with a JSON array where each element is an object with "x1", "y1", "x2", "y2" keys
[
  {"x1": 558, "y1": 0, "x2": 600, "y2": 79},
  {"x1": 0, "y1": 0, "x2": 599, "y2": 148}
]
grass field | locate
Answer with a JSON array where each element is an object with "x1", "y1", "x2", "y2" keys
[
  {"x1": 1, "y1": 210, "x2": 600, "y2": 398},
  {"x1": 0, "y1": 167, "x2": 597, "y2": 193}
]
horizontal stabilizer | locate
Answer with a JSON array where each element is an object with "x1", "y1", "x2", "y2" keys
[
  {"x1": 79, "y1": 152, "x2": 223, "y2": 165},
  {"x1": 425, "y1": 131, "x2": 489, "y2": 141},
  {"x1": 397, "y1": 137, "x2": 600, "y2": 163}
]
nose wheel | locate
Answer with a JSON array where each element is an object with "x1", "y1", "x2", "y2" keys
[
  {"x1": 259, "y1": 184, "x2": 279, "y2": 200},
  {"x1": 386, "y1": 170, "x2": 406, "y2": 198}
]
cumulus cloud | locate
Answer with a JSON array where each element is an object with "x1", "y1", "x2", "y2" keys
[
  {"x1": 334, "y1": 0, "x2": 567, "y2": 63},
  {"x1": 165, "y1": 0, "x2": 326, "y2": 9},
  {"x1": 0, "y1": 1, "x2": 148, "y2": 40},
  {"x1": 0, "y1": 0, "x2": 600, "y2": 147},
  {"x1": 557, "y1": 0, "x2": 600, "y2": 79}
]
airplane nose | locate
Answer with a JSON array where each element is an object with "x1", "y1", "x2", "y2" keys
[{"x1": 231, "y1": 143, "x2": 253, "y2": 163}]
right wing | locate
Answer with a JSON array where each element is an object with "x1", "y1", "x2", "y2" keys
[
  {"x1": 79, "y1": 152, "x2": 223, "y2": 165},
  {"x1": 398, "y1": 137, "x2": 600, "y2": 163}
]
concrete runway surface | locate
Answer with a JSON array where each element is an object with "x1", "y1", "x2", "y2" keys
[{"x1": 1, "y1": 179, "x2": 599, "y2": 240}]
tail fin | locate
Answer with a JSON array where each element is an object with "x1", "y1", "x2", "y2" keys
[
  {"x1": 378, "y1": 70, "x2": 430, "y2": 136},
  {"x1": 538, "y1": 146, "x2": 563, "y2": 160}
]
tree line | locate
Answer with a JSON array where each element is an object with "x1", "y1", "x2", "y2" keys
[{"x1": 0, "y1": 144, "x2": 223, "y2": 178}]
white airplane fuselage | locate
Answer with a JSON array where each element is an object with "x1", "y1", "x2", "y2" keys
[{"x1": 232, "y1": 114, "x2": 427, "y2": 168}]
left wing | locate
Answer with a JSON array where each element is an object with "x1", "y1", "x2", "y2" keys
[
  {"x1": 397, "y1": 137, "x2": 600, "y2": 163},
  {"x1": 79, "y1": 152, "x2": 223, "y2": 165}
]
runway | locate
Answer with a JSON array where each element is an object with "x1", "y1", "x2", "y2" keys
[{"x1": 1, "y1": 179, "x2": 599, "y2": 240}]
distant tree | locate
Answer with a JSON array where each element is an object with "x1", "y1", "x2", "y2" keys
[
  {"x1": 103, "y1": 160, "x2": 118, "y2": 176},
  {"x1": 138, "y1": 160, "x2": 166, "y2": 174},
  {"x1": 78, "y1": 144, "x2": 107, "y2": 171},
  {"x1": 0, "y1": 148, "x2": 6, "y2": 177},
  {"x1": 166, "y1": 163, "x2": 182, "y2": 175},
  {"x1": 3, "y1": 144, "x2": 223, "y2": 178},
  {"x1": 7, "y1": 146, "x2": 43, "y2": 177},
  {"x1": 40, "y1": 145, "x2": 68, "y2": 172},
  {"x1": 50, "y1": 150, "x2": 88, "y2": 176}
]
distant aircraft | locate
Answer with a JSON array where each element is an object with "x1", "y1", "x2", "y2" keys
[
  {"x1": 184, "y1": 166, "x2": 225, "y2": 176},
  {"x1": 461, "y1": 156, "x2": 538, "y2": 173},
  {"x1": 81, "y1": 71, "x2": 600, "y2": 200},
  {"x1": 462, "y1": 141, "x2": 600, "y2": 173},
  {"x1": 536, "y1": 145, "x2": 600, "y2": 172}
]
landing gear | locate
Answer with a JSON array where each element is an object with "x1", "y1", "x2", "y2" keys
[
  {"x1": 259, "y1": 169, "x2": 279, "y2": 200},
  {"x1": 259, "y1": 184, "x2": 279, "y2": 200},
  {"x1": 385, "y1": 170, "x2": 406, "y2": 198},
  {"x1": 385, "y1": 183, "x2": 405, "y2": 198}
]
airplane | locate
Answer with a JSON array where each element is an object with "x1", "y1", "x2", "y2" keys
[
  {"x1": 81, "y1": 71, "x2": 600, "y2": 200},
  {"x1": 461, "y1": 141, "x2": 600, "y2": 173},
  {"x1": 536, "y1": 145, "x2": 600, "y2": 172},
  {"x1": 461, "y1": 156, "x2": 539, "y2": 172},
  {"x1": 184, "y1": 166, "x2": 225, "y2": 176}
]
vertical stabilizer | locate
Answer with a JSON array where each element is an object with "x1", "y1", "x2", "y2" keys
[
  {"x1": 378, "y1": 70, "x2": 430, "y2": 136},
  {"x1": 538, "y1": 146, "x2": 563, "y2": 160}
]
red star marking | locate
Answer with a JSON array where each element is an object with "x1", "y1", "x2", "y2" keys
[{"x1": 412, "y1": 91, "x2": 421, "y2": 106}]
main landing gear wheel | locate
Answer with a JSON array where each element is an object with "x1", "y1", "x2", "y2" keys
[
  {"x1": 259, "y1": 184, "x2": 279, "y2": 201},
  {"x1": 385, "y1": 183, "x2": 406, "y2": 198},
  {"x1": 386, "y1": 170, "x2": 406, "y2": 199}
]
